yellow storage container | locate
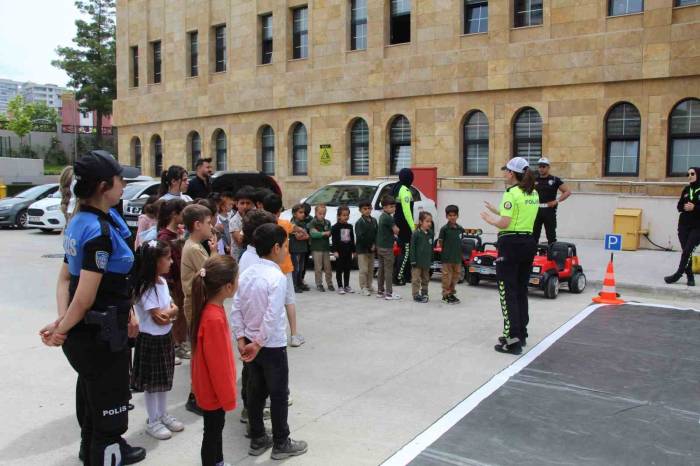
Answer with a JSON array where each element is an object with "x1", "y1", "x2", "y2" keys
[
  {"x1": 693, "y1": 256, "x2": 700, "y2": 274},
  {"x1": 613, "y1": 208, "x2": 642, "y2": 251}
]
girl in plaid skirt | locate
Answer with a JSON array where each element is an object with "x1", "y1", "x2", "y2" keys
[{"x1": 131, "y1": 240, "x2": 185, "y2": 440}]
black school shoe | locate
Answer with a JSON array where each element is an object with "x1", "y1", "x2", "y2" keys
[
  {"x1": 300, "y1": 283, "x2": 310, "y2": 291},
  {"x1": 494, "y1": 336, "x2": 523, "y2": 355},
  {"x1": 185, "y1": 393, "x2": 203, "y2": 416},
  {"x1": 271, "y1": 438, "x2": 308, "y2": 460},
  {"x1": 249, "y1": 434, "x2": 274, "y2": 456},
  {"x1": 448, "y1": 294, "x2": 461, "y2": 304},
  {"x1": 413, "y1": 294, "x2": 428, "y2": 303}
]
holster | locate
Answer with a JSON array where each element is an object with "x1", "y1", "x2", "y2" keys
[{"x1": 84, "y1": 305, "x2": 129, "y2": 352}]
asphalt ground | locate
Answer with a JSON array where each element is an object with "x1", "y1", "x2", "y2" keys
[{"x1": 0, "y1": 228, "x2": 697, "y2": 466}]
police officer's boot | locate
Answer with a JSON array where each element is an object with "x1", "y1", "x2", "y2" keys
[
  {"x1": 664, "y1": 271, "x2": 683, "y2": 284},
  {"x1": 687, "y1": 273, "x2": 695, "y2": 287}
]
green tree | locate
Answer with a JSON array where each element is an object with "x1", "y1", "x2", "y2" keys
[
  {"x1": 28, "y1": 102, "x2": 61, "y2": 128},
  {"x1": 6, "y1": 96, "x2": 33, "y2": 143},
  {"x1": 53, "y1": 0, "x2": 116, "y2": 147}
]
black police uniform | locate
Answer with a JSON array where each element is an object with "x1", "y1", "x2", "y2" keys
[
  {"x1": 533, "y1": 175, "x2": 563, "y2": 244},
  {"x1": 62, "y1": 205, "x2": 135, "y2": 465},
  {"x1": 667, "y1": 182, "x2": 700, "y2": 284}
]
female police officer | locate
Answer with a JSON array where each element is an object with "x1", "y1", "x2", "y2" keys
[
  {"x1": 481, "y1": 157, "x2": 539, "y2": 355},
  {"x1": 39, "y1": 150, "x2": 146, "y2": 465},
  {"x1": 665, "y1": 166, "x2": 700, "y2": 286}
]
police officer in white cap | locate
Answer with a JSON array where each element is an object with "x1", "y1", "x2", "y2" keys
[
  {"x1": 533, "y1": 157, "x2": 571, "y2": 244},
  {"x1": 482, "y1": 157, "x2": 539, "y2": 355}
]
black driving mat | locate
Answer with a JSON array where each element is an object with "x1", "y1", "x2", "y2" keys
[{"x1": 410, "y1": 304, "x2": 700, "y2": 466}]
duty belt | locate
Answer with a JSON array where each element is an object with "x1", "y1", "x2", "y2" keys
[{"x1": 498, "y1": 231, "x2": 532, "y2": 237}]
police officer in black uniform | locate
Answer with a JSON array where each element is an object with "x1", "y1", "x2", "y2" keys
[
  {"x1": 533, "y1": 157, "x2": 571, "y2": 244},
  {"x1": 40, "y1": 150, "x2": 147, "y2": 466}
]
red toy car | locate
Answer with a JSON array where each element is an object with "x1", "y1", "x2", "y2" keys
[{"x1": 468, "y1": 241, "x2": 587, "y2": 299}]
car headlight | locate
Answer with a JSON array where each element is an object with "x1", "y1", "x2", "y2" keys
[
  {"x1": 532, "y1": 266, "x2": 541, "y2": 273},
  {"x1": 47, "y1": 204, "x2": 60, "y2": 212},
  {"x1": 474, "y1": 257, "x2": 481, "y2": 264}
]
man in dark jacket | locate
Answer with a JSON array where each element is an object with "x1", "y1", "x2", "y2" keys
[
  {"x1": 393, "y1": 168, "x2": 415, "y2": 285},
  {"x1": 186, "y1": 157, "x2": 213, "y2": 200}
]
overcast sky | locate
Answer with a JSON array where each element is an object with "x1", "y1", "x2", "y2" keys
[{"x1": 0, "y1": 0, "x2": 81, "y2": 87}]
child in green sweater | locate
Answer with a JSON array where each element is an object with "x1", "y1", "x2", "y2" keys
[
  {"x1": 308, "y1": 204, "x2": 334, "y2": 291},
  {"x1": 410, "y1": 211, "x2": 434, "y2": 303},
  {"x1": 354, "y1": 199, "x2": 378, "y2": 296}
]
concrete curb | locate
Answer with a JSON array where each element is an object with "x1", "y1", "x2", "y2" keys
[{"x1": 587, "y1": 279, "x2": 699, "y2": 299}]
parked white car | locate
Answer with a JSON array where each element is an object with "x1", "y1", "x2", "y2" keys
[
  {"x1": 280, "y1": 180, "x2": 438, "y2": 227},
  {"x1": 27, "y1": 192, "x2": 65, "y2": 232}
]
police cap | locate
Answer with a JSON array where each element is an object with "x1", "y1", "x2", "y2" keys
[{"x1": 74, "y1": 150, "x2": 140, "y2": 182}]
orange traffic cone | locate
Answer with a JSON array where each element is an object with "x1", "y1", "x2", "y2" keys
[{"x1": 592, "y1": 259, "x2": 625, "y2": 305}]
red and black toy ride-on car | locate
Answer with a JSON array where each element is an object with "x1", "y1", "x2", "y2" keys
[
  {"x1": 468, "y1": 241, "x2": 587, "y2": 299},
  {"x1": 429, "y1": 229, "x2": 484, "y2": 283}
]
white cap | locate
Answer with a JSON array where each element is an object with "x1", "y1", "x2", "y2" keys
[
  {"x1": 537, "y1": 157, "x2": 551, "y2": 166},
  {"x1": 501, "y1": 157, "x2": 529, "y2": 174}
]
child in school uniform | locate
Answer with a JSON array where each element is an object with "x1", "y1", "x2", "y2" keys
[
  {"x1": 331, "y1": 205, "x2": 356, "y2": 294},
  {"x1": 376, "y1": 195, "x2": 401, "y2": 300},
  {"x1": 354, "y1": 199, "x2": 378, "y2": 296},
  {"x1": 289, "y1": 204, "x2": 310, "y2": 293},
  {"x1": 131, "y1": 240, "x2": 185, "y2": 440},
  {"x1": 438, "y1": 204, "x2": 465, "y2": 305},
  {"x1": 410, "y1": 212, "x2": 434, "y2": 303},
  {"x1": 308, "y1": 204, "x2": 334, "y2": 292}
]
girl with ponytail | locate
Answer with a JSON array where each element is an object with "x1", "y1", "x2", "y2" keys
[
  {"x1": 131, "y1": 240, "x2": 185, "y2": 440},
  {"x1": 190, "y1": 255, "x2": 239, "y2": 466},
  {"x1": 159, "y1": 165, "x2": 193, "y2": 202}
]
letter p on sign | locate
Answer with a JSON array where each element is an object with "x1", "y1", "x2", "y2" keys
[{"x1": 605, "y1": 234, "x2": 622, "y2": 251}]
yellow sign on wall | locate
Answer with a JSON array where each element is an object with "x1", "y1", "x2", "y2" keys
[{"x1": 320, "y1": 144, "x2": 332, "y2": 166}]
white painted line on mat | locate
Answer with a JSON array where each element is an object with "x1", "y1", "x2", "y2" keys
[
  {"x1": 380, "y1": 303, "x2": 605, "y2": 466},
  {"x1": 624, "y1": 301, "x2": 699, "y2": 312}
]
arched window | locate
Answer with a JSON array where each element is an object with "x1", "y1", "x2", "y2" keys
[
  {"x1": 350, "y1": 118, "x2": 369, "y2": 175},
  {"x1": 189, "y1": 131, "x2": 201, "y2": 171},
  {"x1": 260, "y1": 125, "x2": 275, "y2": 175},
  {"x1": 131, "y1": 137, "x2": 142, "y2": 170},
  {"x1": 213, "y1": 129, "x2": 227, "y2": 171},
  {"x1": 389, "y1": 115, "x2": 411, "y2": 174},
  {"x1": 513, "y1": 108, "x2": 542, "y2": 165},
  {"x1": 668, "y1": 98, "x2": 700, "y2": 176},
  {"x1": 605, "y1": 102, "x2": 641, "y2": 176},
  {"x1": 292, "y1": 123, "x2": 308, "y2": 175},
  {"x1": 463, "y1": 111, "x2": 489, "y2": 175},
  {"x1": 151, "y1": 135, "x2": 163, "y2": 176}
]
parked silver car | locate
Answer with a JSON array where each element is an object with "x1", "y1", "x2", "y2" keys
[{"x1": 0, "y1": 184, "x2": 59, "y2": 228}]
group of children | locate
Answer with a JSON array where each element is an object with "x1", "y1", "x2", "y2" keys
[
  {"x1": 285, "y1": 196, "x2": 468, "y2": 304},
  {"x1": 130, "y1": 178, "x2": 308, "y2": 465}
]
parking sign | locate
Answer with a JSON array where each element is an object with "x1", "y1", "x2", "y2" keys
[{"x1": 605, "y1": 234, "x2": 622, "y2": 251}]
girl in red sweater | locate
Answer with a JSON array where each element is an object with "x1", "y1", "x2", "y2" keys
[{"x1": 191, "y1": 255, "x2": 239, "y2": 466}]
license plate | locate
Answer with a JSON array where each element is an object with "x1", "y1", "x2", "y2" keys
[
  {"x1": 29, "y1": 216, "x2": 41, "y2": 222},
  {"x1": 471, "y1": 266, "x2": 494, "y2": 274},
  {"x1": 530, "y1": 278, "x2": 541, "y2": 285}
]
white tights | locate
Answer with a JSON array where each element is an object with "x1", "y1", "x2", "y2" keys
[{"x1": 144, "y1": 391, "x2": 168, "y2": 423}]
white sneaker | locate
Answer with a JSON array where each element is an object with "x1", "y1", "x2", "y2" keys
[
  {"x1": 146, "y1": 419, "x2": 172, "y2": 440},
  {"x1": 385, "y1": 293, "x2": 401, "y2": 300},
  {"x1": 160, "y1": 413, "x2": 185, "y2": 432},
  {"x1": 337, "y1": 288, "x2": 346, "y2": 295},
  {"x1": 174, "y1": 356, "x2": 182, "y2": 366},
  {"x1": 361, "y1": 288, "x2": 371, "y2": 296},
  {"x1": 289, "y1": 334, "x2": 305, "y2": 347},
  {"x1": 344, "y1": 286, "x2": 354, "y2": 293}
]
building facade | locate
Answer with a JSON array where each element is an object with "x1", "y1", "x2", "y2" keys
[
  {"x1": 0, "y1": 79, "x2": 21, "y2": 114},
  {"x1": 114, "y1": 0, "x2": 700, "y2": 203},
  {"x1": 21, "y1": 83, "x2": 67, "y2": 111}
]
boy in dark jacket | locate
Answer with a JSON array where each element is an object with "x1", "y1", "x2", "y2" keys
[
  {"x1": 309, "y1": 204, "x2": 334, "y2": 291},
  {"x1": 355, "y1": 199, "x2": 378, "y2": 296},
  {"x1": 289, "y1": 204, "x2": 310, "y2": 292},
  {"x1": 438, "y1": 205, "x2": 465, "y2": 305},
  {"x1": 331, "y1": 205, "x2": 356, "y2": 294},
  {"x1": 410, "y1": 211, "x2": 434, "y2": 303}
]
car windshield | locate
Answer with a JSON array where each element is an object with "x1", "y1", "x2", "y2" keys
[
  {"x1": 15, "y1": 185, "x2": 50, "y2": 199},
  {"x1": 304, "y1": 185, "x2": 377, "y2": 207},
  {"x1": 50, "y1": 191, "x2": 62, "y2": 199},
  {"x1": 122, "y1": 183, "x2": 153, "y2": 200}
]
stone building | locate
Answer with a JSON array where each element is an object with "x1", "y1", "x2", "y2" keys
[{"x1": 113, "y1": 0, "x2": 700, "y2": 203}]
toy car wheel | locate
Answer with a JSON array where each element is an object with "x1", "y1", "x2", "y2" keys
[
  {"x1": 467, "y1": 272, "x2": 480, "y2": 286},
  {"x1": 569, "y1": 271, "x2": 586, "y2": 293},
  {"x1": 457, "y1": 266, "x2": 466, "y2": 284},
  {"x1": 544, "y1": 275, "x2": 559, "y2": 299}
]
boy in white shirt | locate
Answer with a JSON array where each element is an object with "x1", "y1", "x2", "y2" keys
[{"x1": 232, "y1": 223, "x2": 308, "y2": 460}]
